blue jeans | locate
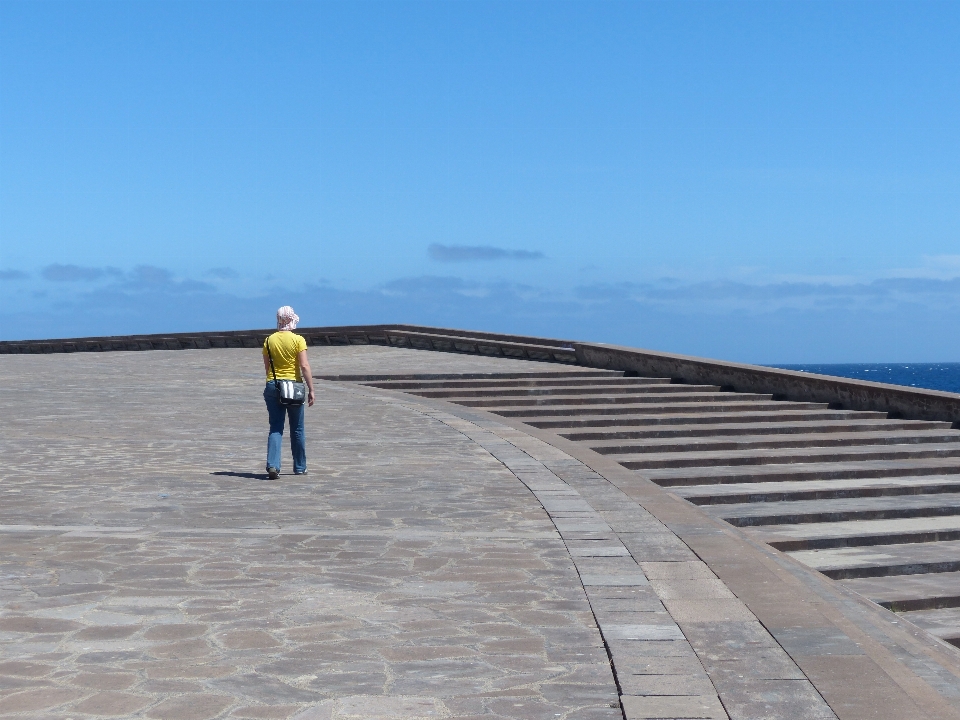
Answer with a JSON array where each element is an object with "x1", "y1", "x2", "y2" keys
[{"x1": 263, "y1": 382, "x2": 306, "y2": 473}]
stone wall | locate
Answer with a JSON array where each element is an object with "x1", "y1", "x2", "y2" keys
[
  {"x1": 0, "y1": 325, "x2": 578, "y2": 365},
  {"x1": 3, "y1": 324, "x2": 959, "y2": 424}
]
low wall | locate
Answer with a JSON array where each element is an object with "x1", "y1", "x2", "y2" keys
[
  {"x1": 2, "y1": 324, "x2": 958, "y2": 424},
  {"x1": 0, "y1": 325, "x2": 577, "y2": 364}
]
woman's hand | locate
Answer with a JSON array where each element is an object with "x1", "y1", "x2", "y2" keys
[{"x1": 298, "y1": 349, "x2": 315, "y2": 407}]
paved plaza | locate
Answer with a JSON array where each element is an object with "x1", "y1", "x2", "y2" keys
[
  {"x1": 1, "y1": 348, "x2": 625, "y2": 719},
  {"x1": 3, "y1": 345, "x2": 960, "y2": 719}
]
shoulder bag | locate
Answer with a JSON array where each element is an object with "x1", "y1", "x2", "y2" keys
[{"x1": 266, "y1": 337, "x2": 307, "y2": 406}]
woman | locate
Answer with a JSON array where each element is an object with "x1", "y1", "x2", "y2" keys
[{"x1": 262, "y1": 306, "x2": 315, "y2": 479}]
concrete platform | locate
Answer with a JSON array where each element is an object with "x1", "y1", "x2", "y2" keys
[
  {"x1": 745, "y1": 515, "x2": 960, "y2": 549},
  {"x1": 706, "y1": 493, "x2": 960, "y2": 527},
  {"x1": 4, "y1": 345, "x2": 960, "y2": 719},
  {"x1": 790, "y1": 539, "x2": 960, "y2": 576}
]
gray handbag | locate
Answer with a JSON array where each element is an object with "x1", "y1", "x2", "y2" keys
[{"x1": 266, "y1": 338, "x2": 307, "y2": 406}]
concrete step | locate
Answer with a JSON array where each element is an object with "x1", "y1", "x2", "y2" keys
[
  {"x1": 643, "y1": 457, "x2": 960, "y2": 487},
  {"x1": 707, "y1": 492, "x2": 960, "y2": 527},
  {"x1": 410, "y1": 383, "x2": 723, "y2": 399},
  {"x1": 617, "y1": 442, "x2": 960, "y2": 470},
  {"x1": 493, "y1": 401, "x2": 828, "y2": 418},
  {"x1": 677, "y1": 475, "x2": 960, "y2": 505},
  {"x1": 453, "y1": 392, "x2": 771, "y2": 408},
  {"x1": 529, "y1": 409, "x2": 886, "y2": 429},
  {"x1": 841, "y1": 571, "x2": 960, "y2": 611},
  {"x1": 365, "y1": 376, "x2": 672, "y2": 390},
  {"x1": 744, "y1": 515, "x2": 960, "y2": 551},
  {"x1": 590, "y1": 429, "x2": 960, "y2": 456},
  {"x1": 315, "y1": 370, "x2": 623, "y2": 382},
  {"x1": 789, "y1": 539, "x2": 960, "y2": 579},
  {"x1": 897, "y1": 608, "x2": 960, "y2": 646},
  {"x1": 561, "y1": 419, "x2": 951, "y2": 441}
]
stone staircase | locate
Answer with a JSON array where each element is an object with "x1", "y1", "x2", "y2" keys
[{"x1": 337, "y1": 368, "x2": 960, "y2": 649}]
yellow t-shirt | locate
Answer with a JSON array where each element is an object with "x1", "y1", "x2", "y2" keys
[{"x1": 263, "y1": 331, "x2": 307, "y2": 382}]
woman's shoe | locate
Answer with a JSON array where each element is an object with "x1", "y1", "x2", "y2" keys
[
  {"x1": 267, "y1": 467, "x2": 279, "y2": 480},
  {"x1": 294, "y1": 469, "x2": 308, "y2": 475}
]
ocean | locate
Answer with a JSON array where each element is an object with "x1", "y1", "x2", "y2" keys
[{"x1": 769, "y1": 363, "x2": 960, "y2": 395}]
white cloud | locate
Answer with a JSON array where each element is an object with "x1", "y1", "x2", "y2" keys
[{"x1": 889, "y1": 255, "x2": 960, "y2": 280}]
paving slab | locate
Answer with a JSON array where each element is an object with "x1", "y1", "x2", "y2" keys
[
  {"x1": 620, "y1": 693, "x2": 727, "y2": 719},
  {"x1": 898, "y1": 608, "x2": 960, "y2": 644},
  {"x1": 744, "y1": 515, "x2": 960, "y2": 550},
  {"x1": 841, "y1": 572, "x2": 960, "y2": 611},
  {"x1": 789, "y1": 539, "x2": 960, "y2": 579}
]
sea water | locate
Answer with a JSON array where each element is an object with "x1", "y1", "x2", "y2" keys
[{"x1": 769, "y1": 363, "x2": 960, "y2": 395}]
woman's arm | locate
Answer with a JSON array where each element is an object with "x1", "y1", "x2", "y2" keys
[{"x1": 297, "y1": 349, "x2": 316, "y2": 406}]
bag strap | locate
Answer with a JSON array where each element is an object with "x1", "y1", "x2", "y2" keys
[{"x1": 265, "y1": 337, "x2": 280, "y2": 384}]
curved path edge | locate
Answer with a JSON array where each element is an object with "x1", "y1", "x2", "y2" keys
[
  {"x1": 330, "y1": 383, "x2": 839, "y2": 719},
  {"x1": 331, "y1": 380, "x2": 960, "y2": 720},
  {"x1": 510, "y1": 425, "x2": 960, "y2": 720}
]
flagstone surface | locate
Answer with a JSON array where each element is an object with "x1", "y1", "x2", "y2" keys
[
  {"x1": 9, "y1": 344, "x2": 957, "y2": 719},
  {"x1": 0, "y1": 348, "x2": 621, "y2": 719}
]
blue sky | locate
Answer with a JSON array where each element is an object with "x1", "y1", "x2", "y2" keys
[{"x1": 2, "y1": 0, "x2": 959, "y2": 362}]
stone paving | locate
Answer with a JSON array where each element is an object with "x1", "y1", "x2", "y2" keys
[
  {"x1": 363, "y1": 363, "x2": 960, "y2": 658},
  {"x1": 335, "y1": 382, "x2": 837, "y2": 720},
  {"x1": 0, "y1": 348, "x2": 622, "y2": 719},
  {"x1": 7, "y1": 345, "x2": 960, "y2": 719}
]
